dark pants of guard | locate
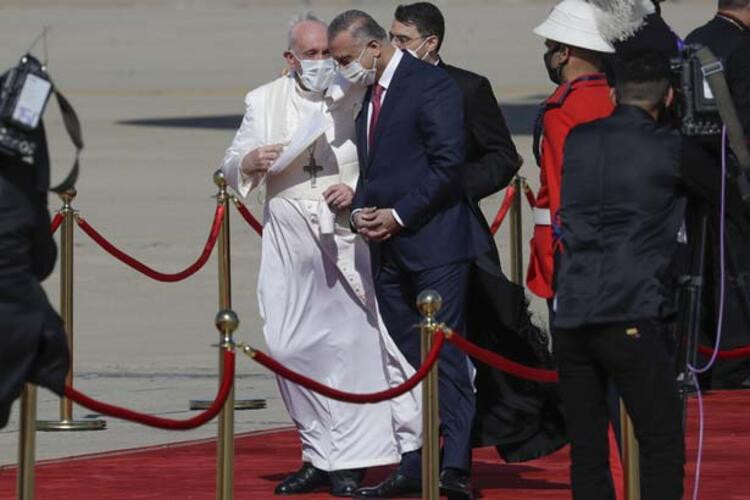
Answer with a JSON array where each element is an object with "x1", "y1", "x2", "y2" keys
[
  {"x1": 553, "y1": 319, "x2": 684, "y2": 500},
  {"x1": 374, "y1": 245, "x2": 475, "y2": 478}
]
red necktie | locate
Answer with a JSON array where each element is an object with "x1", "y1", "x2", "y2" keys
[{"x1": 368, "y1": 84, "x2": 385, "y2": 149}]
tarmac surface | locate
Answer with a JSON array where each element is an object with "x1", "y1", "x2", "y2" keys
[{"x1": 0, "y1": 0, "x2": 714, "y2": 465}]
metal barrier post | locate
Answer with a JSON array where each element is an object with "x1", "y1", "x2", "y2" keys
[
  {"x1": 190, "y1": 171, "x2": 265, "y2": 412},
  {"x1": 509, "y1": 176, "x2": 524, "y2": 285},
  {"x1": 620, "y1": 400, "x2": 641, "y2": 500},
  {"x1": 38, "y1": 190, "x2": 106, "y2": 432},
  {"x1": 16, "y1": 385, "x2": 37, "y2": 500},
  {"x1": 215, "y1": 309, "x2": 239, "y2": 500},
  {"x1": 417, "y1": 290, "x2": 441, "y2": 500}
]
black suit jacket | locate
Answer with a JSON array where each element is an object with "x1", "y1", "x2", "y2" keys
[
  {"x1": 440, "y1": 61, "x2": 567, "y2": 461},
  {"x1": 352, "y1": 52, "x2": 488, "y2": 271},
  {"x1": 440, "y1": 63, "x2": 521, "y2": 205},
  {"x1": 555, "y1": 105, "x2": 748, "y2": 329}
]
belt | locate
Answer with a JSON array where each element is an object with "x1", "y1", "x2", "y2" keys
[{"x1": 534, "y1": 208, "x2": 551, "y2": 226}]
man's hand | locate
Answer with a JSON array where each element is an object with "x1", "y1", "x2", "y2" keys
[
  {"x1": 357, "y1": 208, "x2": 402, "y2": 242},
  {"x1": 241, "y1": 144, "x2": 284, "y2": 176},
  {"x1": 323, "y1": 184, "x2": 355, "y2": 212}
]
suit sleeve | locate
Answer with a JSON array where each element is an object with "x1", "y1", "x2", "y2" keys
[
  {"x1": 462, "y1": 76, "x2": 522, "y2": 201},
  {"x1": 392, "y1": 74, "x2": 465, "y2": 227}
]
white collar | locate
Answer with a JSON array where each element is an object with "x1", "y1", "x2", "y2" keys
[{"x1": 377, "y1": 48, "x2": 403, "y2": 90}]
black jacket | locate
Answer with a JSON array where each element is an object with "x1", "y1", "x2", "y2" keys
[
  {"x1": 441, "y1": 61, "x2": 567, "y2": 462},
  {"x1": 554, "y1": 105, "x2": 747, "y2": 330},
  {"x1": 0, "y1": 108, "x2": 69, "y2": 428},
  {"x1": 686, "y1": 14, "x2": 750, "y2": 136}
]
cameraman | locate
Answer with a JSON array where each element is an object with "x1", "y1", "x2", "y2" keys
[
  {"x1": 685, "y1": 0, "x2": 750, "y2": 389},
  {"x1": 0, "y1": 71, "x2": 69, "y2": 428},
  {"x1": 552, "y1": 51, "x2": 748, "y2": 500}
]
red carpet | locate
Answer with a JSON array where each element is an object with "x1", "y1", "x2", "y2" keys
[{"x1": 1, "y1": 391, "x2": 748, "y2": 499}]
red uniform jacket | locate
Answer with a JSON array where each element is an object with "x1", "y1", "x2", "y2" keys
[{"x1": 527, "y1": 74, "x2": 614, "y2": 299}]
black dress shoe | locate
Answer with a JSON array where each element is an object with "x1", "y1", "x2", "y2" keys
[
  {"x1": 274, "y1": 462, "x2": 330, "y2": 495},
  {"x1": 439, "y1": 468, "x2": 473, "y2": 500},
  {"x1": 330, "y1": 468, "x2": 365, "y2": 497},
  {"x1": 354, "y1": 472, "x2": 421, "y2": 498}
]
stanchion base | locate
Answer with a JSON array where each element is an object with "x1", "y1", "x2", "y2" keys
[
  {"x1": 189, "y1": 399, "x2": 266, "y2": 411},
  {"x1": 37, "y1": 419, "x2": 107, "y2": 432}
]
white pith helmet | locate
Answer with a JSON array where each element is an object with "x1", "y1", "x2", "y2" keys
[{"x1": 533, "y1": 0, "x2": 616, "y2": 53}]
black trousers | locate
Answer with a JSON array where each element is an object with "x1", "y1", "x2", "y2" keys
[
  {"x1": 553, "y1": 319, "x2": 684, "y2": 500},
  {"x1": 374, "y1": 246, "x2": 474, "y2": 478}
]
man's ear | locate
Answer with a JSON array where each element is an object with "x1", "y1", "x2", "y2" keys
[
  {"x1": 425, "y1": 35, "x2": 439, "y2": 55},
  {"x1": 369, "y1": 39, "x2": 382, "y2": 59},
  {"x1": 559, "y1": 45, "x2": 571, "y2": 65},
  {"x1": 609, "y1": 87, "x2": 618, "y2": 106},
  {"x1": 283, "y1": 50, "x2": 299, "y2": 73}
]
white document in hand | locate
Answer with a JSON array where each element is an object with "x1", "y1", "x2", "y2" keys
[{"x1": 269, "y1": 110, "x2": 331, "y2": 175}]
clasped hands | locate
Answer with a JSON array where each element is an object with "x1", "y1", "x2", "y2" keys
[{"x1": 353, "y1": 208, "x2": 401, "y2": 242}]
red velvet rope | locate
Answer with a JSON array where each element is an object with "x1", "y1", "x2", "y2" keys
[
  {"x1": 232, "y1": 198, "x2": 263, "y2": 236},
  {"x1": 490, "y1": 185, "x2": 516, "y2": 235},
  {"x1": 50, "y1": 213, "x2": 63, "y2": 234},
  {"x1": 698, "y1": 344, "x2": 750, "y2": 360},
  {"x1": 522, "y1": 180, "x2": 536, "y2": 208},
  {"x1": 75, "y1": 204, "x2": 224, "y2": 282},
  {"x1": 447, "y1": 332, "x2": 559, "y2": 383},
  {"x1": 65, "y1": 350, "x2": 235, "y2": 430},
  {"x1": 247, "y1": 331, "x2": 445, "y2": 404}
]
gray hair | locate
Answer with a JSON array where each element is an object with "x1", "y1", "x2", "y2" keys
[
  {"x1": 287, "y1": 11, "x2": 326, "y2": 50},
  {"x1": 327, "y1": 10, "x2": 387, "y2": 46}
]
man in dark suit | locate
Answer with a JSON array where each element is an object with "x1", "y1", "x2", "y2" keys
[
  {"x1": 685, "y1": 0, "x2": 750, "y2": 389},
  {"x1": 0, "y1": 82, "x2": 69, "y2": 429},
  {"x1": 328, "y1": 10, "x2": 488, "y2": 498},
  {"x1": 389, "y1": 2, "x2": 568, "y2": 464}
]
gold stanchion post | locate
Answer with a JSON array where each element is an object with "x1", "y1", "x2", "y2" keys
[
  {"x1": 17, "y1": 384, "x2": 37, "y2": 500},
  {"x1": 38, "y1": 190, "x2": 106, "y2": 432},
  {"x1": 215, "y1": 309, "x2": 239, "y2": 500},
  {"x1": 509, "y1": 176, "x2": 524, "y2": 285},
  {"x1": 620, "y1": 400, "x2": 641, "y2": 500},
  {"x1": 190, "y1": 171, "x2": 265, "y2": 412},
  {"x1": 417, "y1": 290, "x2": 441, "y2": 500}
]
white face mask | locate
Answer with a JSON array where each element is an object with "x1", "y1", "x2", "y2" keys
[
  {"x1": 339, "y1": 45, "x2": 378, "y2": 87},
  {"x1": 294, "y1": 54, "x2": 335, "y2": 93},
  {"x1": 407, "y1": 38, "x2": 429, "y2": 61}
]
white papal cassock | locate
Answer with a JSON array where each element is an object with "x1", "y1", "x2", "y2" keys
[{"x1": 220, "y1": 73, "x2": 421, "y2": 471}]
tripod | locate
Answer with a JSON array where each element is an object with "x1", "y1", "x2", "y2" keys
[{"x1": 675, "y1": 211, "x2": 708, "y2": 425}]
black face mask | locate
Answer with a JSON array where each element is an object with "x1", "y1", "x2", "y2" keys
[{"x1": 543, "y1": 44, "x2": 565, "y2": 85}]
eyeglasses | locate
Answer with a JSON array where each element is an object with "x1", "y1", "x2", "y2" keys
[{"x1": 388, "y1": 32, "x2": 425, "y2": 47}]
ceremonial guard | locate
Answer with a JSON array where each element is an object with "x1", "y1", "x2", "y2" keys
[{"x1": 527, "y1": 0, "x2": 615, "y2": 308}]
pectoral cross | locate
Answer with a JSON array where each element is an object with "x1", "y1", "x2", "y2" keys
[{"x1": 304, "y1": 152, "x2": 323, "y2": 188}]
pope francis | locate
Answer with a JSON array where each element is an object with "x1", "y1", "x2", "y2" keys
[{"x1": 219, "y1": 13, "x2": 421, "y2": 497}]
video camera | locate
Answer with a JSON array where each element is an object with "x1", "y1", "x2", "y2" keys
[
  {"x1": 670, "y1": 44, "x2": 723, "y2": 139},
  {"x1": 0, "y1": 54, "x2": 53, "y2": 165},
  {"x1": 0, "y1": 52, "x2": 82, "y2": 193}
]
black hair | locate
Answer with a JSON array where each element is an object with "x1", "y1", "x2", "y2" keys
[
  {"x1": 394, "y1": 2, "x2": 445, "y2": 51},
  {"x1": 614, "y1": 50, "x2": 672, "y2": 108}
]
